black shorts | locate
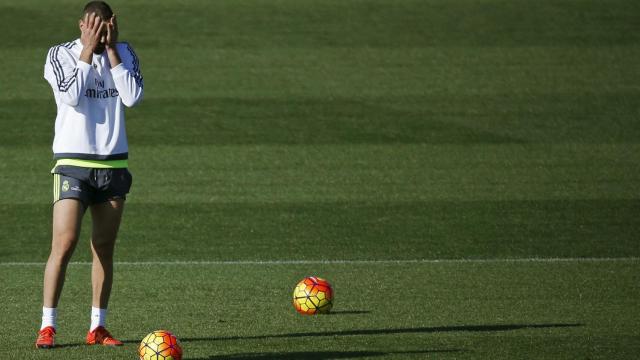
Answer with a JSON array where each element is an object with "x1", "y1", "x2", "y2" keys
[{"x1": 52, "y1": 165, "x2": 133, "y2": 207}]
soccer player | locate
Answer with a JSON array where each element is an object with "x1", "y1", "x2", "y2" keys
[{"x1": 36, "y1": 1, "x2": 143, "y2": 348}]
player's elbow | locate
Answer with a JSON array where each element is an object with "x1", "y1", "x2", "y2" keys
[{"x1": 59, "y1": 94, "x2": 80, "y2": 107}]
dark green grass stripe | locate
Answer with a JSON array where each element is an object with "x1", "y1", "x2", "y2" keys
[
  {"x1": 2, "y1": 199, "x2": 638, "y2": 263},
  {"x1": 1, "y1": 257, "x2": 638, "y2": 267},
  {"x1": 2, "y1": 0, "x2": 639, "y2": 49},
  {"x1": 3, "y1": 93, "x2": 640, "y2": 145}
]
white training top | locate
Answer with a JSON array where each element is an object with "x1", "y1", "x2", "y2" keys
[{"x1": 44, "y1": 39, "x2": 143, "y2": 160}]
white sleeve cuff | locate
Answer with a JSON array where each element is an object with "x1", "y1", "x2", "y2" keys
[{"x1": 110, "y1": 63, "x2": 127, "y2": 77}]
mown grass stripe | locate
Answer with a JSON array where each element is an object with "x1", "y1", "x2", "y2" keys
[{"x1": 1, "y1": 257, "x2": 638, "y2": 267}]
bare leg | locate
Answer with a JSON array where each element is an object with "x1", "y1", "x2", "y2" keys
[
  {"x1": 43, "y1": 199, "x2": 85, "y2": 308},
  {"x1": 90, "y1": 199, "x2": 125, "y2": 308}
]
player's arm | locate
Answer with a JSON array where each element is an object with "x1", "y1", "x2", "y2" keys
[
  {"x1": 105, "y1": 15, "x2": 144, "y2": 107},
  {"x1": 43, "y1": 13, "x2": 104, "y2": 107},
  {"x1": 44, "y1": 46, "x2": 91, "y2": 107}
]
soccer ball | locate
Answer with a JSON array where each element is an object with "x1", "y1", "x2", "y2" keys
[
  {"x1": 293, "y1": 276, "x2": 334, "y2": 315},
  {"x1": 138, "y1": 330, "x2": 182, "y2": 360}
]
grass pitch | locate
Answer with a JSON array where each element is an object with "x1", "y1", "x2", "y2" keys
[
  {"x1": 2, "y1": 260, "x2": 638, "y2": 359},
  {"x1": 0, "y1": 0, "x2": 639, "y2": 359}
]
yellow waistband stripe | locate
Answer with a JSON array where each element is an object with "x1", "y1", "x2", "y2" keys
[{"x1": 53, "y1": 158, "x2": 129, "y2": 169}]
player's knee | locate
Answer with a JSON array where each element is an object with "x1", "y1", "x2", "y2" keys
[
  {"x1": 92, "y1": 237, "x2": 116, "y2": 257},
  {"x1": 50, "y1": 241, "x2": 77, "y2": 263},
  {"x1": 51, "y1": 231, "x2": 78, "y2": 253}
]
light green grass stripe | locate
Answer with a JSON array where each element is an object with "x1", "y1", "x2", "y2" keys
[
  {"x1": 3, "y1": 143, "x2": 640, "y2": 204},
  {"x1": 1, "y1": 257, "x2": 638, "y2": 266}
]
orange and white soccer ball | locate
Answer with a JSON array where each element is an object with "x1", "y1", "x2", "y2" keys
[
  {"x1": 293, "y1": 276, "x2": 334, "y2": 315},
  {"x1": 138, "y1": 330, "x2": 182, "y2": 360}
]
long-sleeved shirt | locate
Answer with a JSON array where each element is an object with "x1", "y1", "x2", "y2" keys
[{"x1": 44, "y1": 39, "x2": 143, "y2": 160}]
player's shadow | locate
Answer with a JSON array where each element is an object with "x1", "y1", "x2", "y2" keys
[
  {"x1": 177, "y1": 322, "x2": 583, "y2": 343},
  {"x1": 56, "y1": 322, "x2": 582, "y2": 349},
  {"x1": 190, "y1": 350, "x2": 463, "y2": 360},
  {"x1": 184, "y1": 323, "x2": 581, "y2": 360}
]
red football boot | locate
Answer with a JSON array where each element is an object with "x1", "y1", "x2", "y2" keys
[
  {"x1": 35, "y1": 326, "x2": 56, "y2": 349},
  {"x1": 86, "y1": 326, "x2": 123, "y2": 346}
]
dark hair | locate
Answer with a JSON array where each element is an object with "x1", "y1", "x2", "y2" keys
[{"x1": 82, "y1": 1, "x2": 113, "y2": 20}]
